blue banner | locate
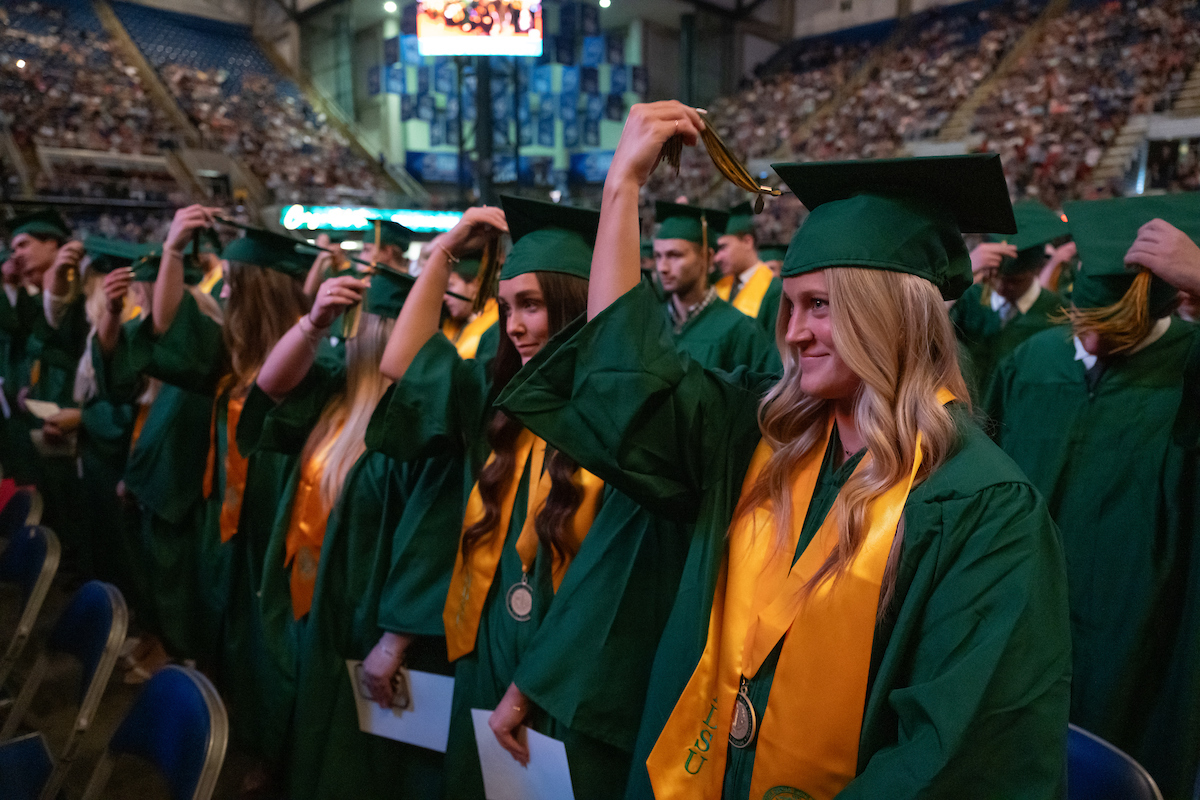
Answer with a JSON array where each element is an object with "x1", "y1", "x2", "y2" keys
[
  {"x1": 386, "y1": 64, "x2": 406, "y2": 95},
  {"x1": 631, "y1": 66, "x2": 648, "y2": 96},
  {"x1": 384, "y1": 36, "x2": 400, "y2": 65},
  {"x1": 434, "y1": 60, "x2": 456, "y2": 94},
  {"x1": 563, "y1": 120, "x2": 580, "y2": 148},
  {"x1": 560, "y1": 66, "x2": 580, "y2": 96},
  {"x1": 416, "y1": 65, "x2": 430, "y2": 94},
  {"x1": 583, "y1": 118, "x2": 599, "y2": 146},
  {"x1": 609, "y1": 66, "x2": 627, "y2": 94},
  {"x1": 401, "y1": 94, "x2": 415, "y2": 120},
  {"x1": 537, "y1": 101, "x2": 556, "y2": 146},
  {"x1": 581, "y1": 67, "x2": 599, "y2": 95},
  {"x1": 569, "y1": 151, "x2": 614, "y2": 183},
  {"x1": 494, "y1": 155, "x2": 518, "y2": 184},
  {"x1": 519, "y1": 156, "x2": 555, "y2": 186},
  {"x1": 406, "y1": 152, "x2": 461, "y2": 183},
  {"x1": 581, "y1": 36, "x2": 604, "y2": 67},
  {"x1": 555, "y1": 36, "x2": 576, "y2": 66},
  {"x1": 607, "y1": 34, "x2": 625, "y2": 65},
  {"x1": 605, "y1": 93, "x2": 625, "y2": 121},
  {"x1": 559, "y1": 2, "x2": 577, "y2": 34},
  {"x1": 430, "y1": 112, "x2": 445, "y2": 146},
  {"x1": 367, "y1": 65, "x2": 381, "y2": 97},
  {"x1": 402, "y1": 35, "x2": 422, "y2": 65},
  {"x1": 559, "y1": 93, "x2": 578, "y2": 123},
  {"x1": 417, "y1": 95, "x2": 436, "y2": 121},
  {"x1": 532, "y1": 64, "x2": 553, "y2": 95},
  {"x1": 580, "y1": 4, "x2": 599, "y2": 35},
  {"x1": 585, "y1": 93, "x2": 604, "y2": 121}
]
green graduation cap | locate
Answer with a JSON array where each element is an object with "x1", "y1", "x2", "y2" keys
[
  {"x1": 723, "y1": 201, "x2": 756, "y2": 237},
  {"x1": 640, "y1": 239, "x2": 654, "y2": 260},
  {"x1": 222, "y1": 226, "x2": 312, "y2": 279},
  {"x1": 1063, "y1": 193, "x2": 1200, "y2": 313},
  {"x1": 182, "y1": 228, "x2": 223, "y2": 256},
  {"x1": 83, "y1": 237, "x2": 147, "y2": 274},
  {"x1": 987, "y1": 200, "x2": 1071, "y2": 275},
  {"x1": 499, "y1": 195, "x2": 599, "y2": 281},
  {"x1": 9, "y1": 209, "x2": 71, "y2": 241},
  {"x1": 758, "y1": 243, "x2": 788, "y2": 262},
  {"x1": 771, "y1": 154, "x2": 1015, "y2": 300},
  {"x1": 654, "y1": 202, "x2": 731, "y2": 249},
  {"x1": 368, "y1": 219, "x2": 416, "y2": 252},
  {"x1": 364, "y1": 267, "x2": 415, "y2": 319},
  {"x1": 454, "y1": 251, "x2": 483, "y2": 281}
]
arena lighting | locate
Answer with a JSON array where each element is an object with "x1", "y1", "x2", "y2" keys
[
  {"x1": 282, "y1": 204, "x2": 463, "y2": 234},
  {"x1": 599, "y1": 0, "x2": 610, "y2": 8},
  {"x1": 16, "y1": 60, "x2": 26, "y2": 69},
  {"x1": 384, "y1": 1, "x2": 398, "y2": 12}
]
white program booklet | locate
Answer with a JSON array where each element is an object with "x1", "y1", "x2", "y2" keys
[
  {"x1": 345, "y1": 660, "x2": 454, "y2": 753},
  {"x1": 470, "y1": 708, "x2": 576, "y2": 800},
  {"x1": 23, "y1": 400, "x2": 62, "y2": 421}
]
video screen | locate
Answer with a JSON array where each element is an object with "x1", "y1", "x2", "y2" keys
[{"x1": 416, "y1": 0, "x2": 543, "y2": 57}]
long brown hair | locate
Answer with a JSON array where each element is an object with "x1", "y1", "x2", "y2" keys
[
  {"x1": 461, "y1": 270, "x2": 589, "y2": 563},
  {"x1": 223, "y1": 261, "x2": 309, "y2": 396},
  {"x1": 733, "y1": 268, "x2": 968, "y2": 615}
]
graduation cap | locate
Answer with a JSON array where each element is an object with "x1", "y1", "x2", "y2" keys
[
  {"x1": 221, "y1": 226, "x2": 312, "y2": 280},
  {"x1": 364, "y1": 267, "x2": 415, "y2": 319},
  {"x1": 640, "y1": 239, "x2": 654, "y2": 260},
  {"x1": 758, "y1": 243, "x2": 788, "y2": 262},
  {"x1": 8, "y1": 209, "x2": 71, "y2": 241},
  {"x1": 771, "y1": 154, "x2": 1015, "y2": 300},
  {"x1": 369, "y1": 219, "x2": 416, "y2": 252},
  {"x1": 654, "y1": 202, "x2": 731, "y2": 249},
  {"x1": 987, "y1": 201, "x2": 1071, "y2": 276},
  {"x1": 1063, "y1": 193, "x2": 1200, "y2": 313},
  {"x1": 83, "y1": 237, "x2": 147, "y2": 274},
  {"x1": 499, "y1": 195, "x2": 599, "y2": 282},
  {"x1": 454, "y1": 251, "x2": 484, "y2": 281},
  {"x1": 722, "y1": 201, "x2": 756, "y2": 237},
  {"x1": 183, "y1": 228, "x2": 223, "y2": 256}
]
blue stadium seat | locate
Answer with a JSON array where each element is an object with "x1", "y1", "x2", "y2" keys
[
  {"x1": 1068, "y1": 723, "x2": 1163, "y2": 800},
  {"x1": 0, "y1": 528, "x2": 60, "y2": 690},
  {"x1": 0, "y1": 581, "x2": 128, "y2": 800},
  {"x1": 79, "y1": 666, "x2": 228, "y2": 800}
]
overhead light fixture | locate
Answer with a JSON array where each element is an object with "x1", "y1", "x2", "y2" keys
[
  {"x1": 384, "y1": 1, "x2": 398, "y2": 12},
  {"x1": 16, "y1": 60, "x2": 26, "y2": 69},
  {"x1": 599, "y1": 0, "x2": 610, "y2": 7}
]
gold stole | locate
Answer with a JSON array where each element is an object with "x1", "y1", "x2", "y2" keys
[
  {"x1": 648, "y1": 391, "x2": 952, "y2": 800},
  {"x1": 201, "y1": 377, "x2": 249, "y2": 544},
  {"x1": 284, "y1": 423, "x2": 344, "y2": 620},
  {"x1": 198, "y1": 264, "x2": 224, "y2": 296},
  {"x1": 443, "y1": 428, "x2": 604, "y2": 661},
  {"x1": 455, "y1": 299, "x2": 500, "y2": 360},
  {"x1": 715, "y1": 264, "x2": 773, "y2": 319}
]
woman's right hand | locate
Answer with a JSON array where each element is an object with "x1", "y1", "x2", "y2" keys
[
  {"x1": 608, "y1": 101, "x2": 706, "y2": 190},
  {"x1": 103, "y1": 267, "x2": 134, "y2": 314},
  {"x1": 438, "y1": 206, "x2": 509, "y2": 259},
  {"x1": 362, "y1": 632, "x2": 413, "y2": 709},
  {"x1": 164, "y1": 205, "x2": 220, "y2": 256},
  {"x1": 309, "y1": 275, "x2": 370, "y2": 329},
  {"x1": 968, "y1": 242, "x2": 1018, "y2": 279}
]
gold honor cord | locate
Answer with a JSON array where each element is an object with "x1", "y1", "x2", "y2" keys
[
  {"x1": 471, "y1": 236, "x2": 503, "y2": 315},
  {"x1": 211, "y1": 215, "x2": 473, "y2": 304},
  {"x1": 655, "y1": 115, "x2": 782, "y2": 213}
]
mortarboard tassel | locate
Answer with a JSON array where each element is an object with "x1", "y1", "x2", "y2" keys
[
  {"x1": 472, "y1": 237, "x2": 503, "y2": 315},
  {"x1": 1057, "y1": 270, "x2": 1153, "y2": 355},
  {"x1": 654, "y1": 115, "x2": 781, "y2": 212}
]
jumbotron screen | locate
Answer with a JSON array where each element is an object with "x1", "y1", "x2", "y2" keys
[{"x1": 416, "y1": 0, "x2": 543, "y2": 57}]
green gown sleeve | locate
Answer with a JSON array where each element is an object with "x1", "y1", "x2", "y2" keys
[
  {"x1": 237, "y1": 360, "x2": 347, "y2": 457},
  {"x1": 365, "y1": 331, "x2": 491, "y2": 464},
  {"x1": 497, "y1": 281, "x2": 768, "y2": 521},
  {"x1": 132, "y1": 291, "x2": 226, "y2": 395},
  {"x1": 844, "y1": 478, "x2": 1071, "y2": 799},
  {"x1": 92, "y1": 319, "x2": 150, "y2": 405}
]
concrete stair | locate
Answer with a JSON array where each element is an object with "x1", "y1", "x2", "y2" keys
[
  {"x1": 0, "y1": 126, "x2": 35, "y2": 197},
  {"x1": 1092, "y1": 114, "x2": 1151, "y2": 183},
  {"x1": 937, "y1": 0, "x2": 1070, "y2": 142},
  {"x1": 1171, "y1": 65, "x2": 1200, "y2": 117}
]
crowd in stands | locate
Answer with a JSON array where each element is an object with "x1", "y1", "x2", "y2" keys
[
  {"x1": 0, "y1": 1, "x2": 179, "y2": 156},
  {"x1": 973, "y1": 0, "x2": 1200, "y2": 207},
  {"x1": 161, "y1": 64, "x2": 386, "y2": 205}
]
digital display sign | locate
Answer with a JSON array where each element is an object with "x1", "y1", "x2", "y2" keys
[{"x1": 417, "y1": 0, "x2": 543, "y2": 57}]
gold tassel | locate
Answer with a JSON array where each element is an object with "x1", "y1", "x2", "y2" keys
[
  {"x1": 1057, "y1": 270, "x2": 1154, "y2": 355},
  {"x1": 343, "y1": 221, "x2": 379, "y2": 340},
  {"x1": 655, "y1": 116, "x2": 781, "y2": 211},
  {"x1": 472, "y1": 237, "x2": 502, "y2": 314}
]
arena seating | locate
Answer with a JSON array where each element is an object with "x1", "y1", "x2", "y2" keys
[{"x1": 111, "y1": 1, "x2": 387, "y2": 205}]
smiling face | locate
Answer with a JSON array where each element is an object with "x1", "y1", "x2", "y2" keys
[
  {"x1": 498, "y1": 272, "x2": 550, "y2": 365},
  {"x1": 780, "y1": 270, "x2": 862, "y2": 401}
]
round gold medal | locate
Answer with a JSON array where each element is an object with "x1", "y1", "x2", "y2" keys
[
  {"x1": 729, "y1": 683, "x2": 757, "y2": 749},
  {"x1": 506, "y1": 581, "x2": 533, "y2": 622}
]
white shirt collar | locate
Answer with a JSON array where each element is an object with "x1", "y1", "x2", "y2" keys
[
  {"x1": 2, "y1": 284, "x2": 16, "y2": 306},
  {"x1": 736, "y1": 262, "x2": 765, "y2": 289},
  {"x1": 989, "y1": 280, "x2": 1043, "y2": 316},
  {"x1": 1073, "y1": 316, "x2": 1172, "y2": 370}
]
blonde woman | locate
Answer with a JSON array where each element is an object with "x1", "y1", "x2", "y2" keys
[{"x1": 496, "y1": 102, "x2": 1072, "y2": 800}]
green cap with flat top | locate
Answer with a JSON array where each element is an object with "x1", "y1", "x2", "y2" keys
[
  {"x1": 722, "y1": 201, "x2": 756, "y2": 237},
  {"x1": 454, "y1": 251, "x2": 483, "y2": 281},
  {"x1": 369, "y1": 219, "x2": 416, "y2": 252},
  {"x1": 364, "y1": 266, "x2": 414, "y2": 319},
  {"x1": 83, "y1": 237, "x2": 148, "y2": 274},
  {"x1": 758, "y1": 244, "x2": 788, "y2": 262},
  {"x1": 221, "y1": 226, "x2": 312, "y2": 279},
  {"x1": 654, "y1": 202, "x2": 731, "y2": 248},
  {"x1": 1063, "y1": 193, "x2": 1200, "y2": 313},
  {"x1": 771, "y1": 154, "x2": 1015, "y2": 300},
  {"x1": 9, "y1": 209, "x2": 71, "y2": 241},
  {"x1": 499, "y1": 195, "x2": 598, "y2": 281},
  {"x1": 987, "y1": 200, "x2": 1071, "y2": 275}
]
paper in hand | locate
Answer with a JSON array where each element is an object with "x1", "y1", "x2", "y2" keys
[
  {"x1": 470, "y1": 708, "x2": 576, "y2": 800},
  {"x1": 346, "y1": 660, "x2": 454, "y2": 753}
]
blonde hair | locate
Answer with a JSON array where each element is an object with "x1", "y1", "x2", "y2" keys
[
  {"x1": 300, "y1": 312, "x2": 395, "y2": 507},
  {"x1": 735, "y1": 268, "x2": 969, "y2": 613}
]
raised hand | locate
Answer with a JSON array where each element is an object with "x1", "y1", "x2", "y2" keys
[
  {"x1": 969, "y1": 242, "x2": 1018, "y2": 279},
  {"x1": 103, "y1": 267, "x2": 135, "y2": 314},
  {"x1": 438, "y1": 206, "x2": 510, "y2": 259},
  {"x1": 1125, "y1": 218, "x2": 1200, "y2": 295},
  {"x1": 164, "y1": 205, "x2": 221, "y2": 256},
  {"x1": 608, "y1": 101, "x2": 706, "y2": 190},
  {"x1": 309, "y1": 275, "x2": 370, "y2": 329}
]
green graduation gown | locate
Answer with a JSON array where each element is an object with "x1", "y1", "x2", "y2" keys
[
  {"x1": 368, "y1": 331, "x2": 688, "y2": 800},
  {"x1": 986, "y1": 319, "x2": 1200, "y2": 799},
  {"x1": 128, "y1": 292, "x2": 297, "y2": 757},
  {"x1": 497, "y1": 282, "x2": 1073, "y2": 800},
  {"x1": 668, "y1": 296, "x2": 781, "y2": 374},
  {"x1": 949, "y1": 283, "x2": 1064, "y2": 399}
]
